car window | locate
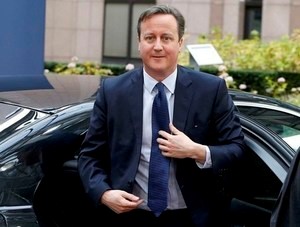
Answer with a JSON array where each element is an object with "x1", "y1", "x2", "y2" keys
[
  {"x1": 236, "y1": 106, "x2": 300, "y2": 151},
  {"x1": 0, "y1": 103, "x2": 49, "y2": 140},
  {"x1": 236, "y1": 147, "x2": 282, "y2": 208}
]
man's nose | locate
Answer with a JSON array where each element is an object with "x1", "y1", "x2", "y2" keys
[{"x1": 154, "y1": 39, "x2": 163, "y2": 50}]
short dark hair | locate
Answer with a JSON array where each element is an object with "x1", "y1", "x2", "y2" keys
[{"x1": 137, "y1": 5, "x2": 185, "y2": 40}]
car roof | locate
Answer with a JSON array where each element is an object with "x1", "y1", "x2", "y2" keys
[{"x1": 229, "y1": 89, "x2": 300, "y2": 112}]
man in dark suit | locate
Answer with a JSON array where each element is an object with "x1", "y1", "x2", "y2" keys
[{"x1": 78, "y1": 4, "x2": 245, "y2": 227}]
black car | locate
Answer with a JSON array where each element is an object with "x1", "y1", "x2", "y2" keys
[{"x1": 0, "y1": 91, "x2": 298, "y2": 226}]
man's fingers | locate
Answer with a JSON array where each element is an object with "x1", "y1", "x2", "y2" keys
[
  {"x1": 122, "y1": 192, "x2": 141, "y2": 202},
  {"x1": 169, "y1": 123, "x2": 180, "y2": 135}
]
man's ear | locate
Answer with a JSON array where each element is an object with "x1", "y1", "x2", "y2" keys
[{"x1": 178, "y1": 38, "x2": 184, "y2": 50}]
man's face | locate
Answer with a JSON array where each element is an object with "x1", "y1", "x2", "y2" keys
[{"x1": 138, "y1": 14, "x2": 183, "y2": 79}]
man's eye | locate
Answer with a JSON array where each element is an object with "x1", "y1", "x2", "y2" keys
[
  {"x1": 162, "y1": 37, "x2": 172, "y2": 41},
  {"x1": 145, "y1": 36, "x2": 154, "y2": 41}
]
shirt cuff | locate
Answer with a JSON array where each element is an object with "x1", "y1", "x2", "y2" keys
[{"x1": 196, "y1": 145, "x2": 212, "y2": 169}]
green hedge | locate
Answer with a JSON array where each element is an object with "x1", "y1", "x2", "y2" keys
[
  {"x1": 199, "y1": 66, "x2": 300, "y2": 96},
  {"x1": 44, "y1": 61, "x2": 300, "y2": 96}
]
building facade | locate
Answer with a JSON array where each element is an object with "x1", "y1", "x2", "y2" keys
[{"x1": 44, "y1": 0, "x2": 300, "y2": 65}]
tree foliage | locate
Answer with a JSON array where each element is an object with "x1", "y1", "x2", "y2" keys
[{"x1": 197, "y1": 27, "x2": 300, "y2": 73}]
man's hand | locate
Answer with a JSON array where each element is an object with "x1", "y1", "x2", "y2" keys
[
  {"x1": 157, "y1": 123, "x2": 206, "y2": 163},
  {"x1": 101, "y1": 190, "x2": 143, "y2": 214}
]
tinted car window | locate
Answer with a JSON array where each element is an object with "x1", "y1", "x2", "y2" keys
[
  {"x1": 236, "y1": 147, "x2": 282, "y2": 209},
  {"x1": 237, "y1": 106, "x2": 300, "y2": 151},
  {"x1": 230, "y1": 143, "x2": 284, "y2": 226}
]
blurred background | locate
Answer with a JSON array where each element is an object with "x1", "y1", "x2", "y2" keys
[{"x1": 0, "y1": 0, "x2": 299, "y2": 106}]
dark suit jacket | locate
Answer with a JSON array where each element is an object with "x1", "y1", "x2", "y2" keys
[
  {"x1": 270, "y1": 148, "x2": 300, "y2": 227},
  {"x1": 78, "y1": 65, "x2": 245, "y2": 226}
]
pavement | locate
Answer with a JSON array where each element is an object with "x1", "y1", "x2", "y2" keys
[{"x1": 0, "y1": 73, "x2": 101, "y2": 108}]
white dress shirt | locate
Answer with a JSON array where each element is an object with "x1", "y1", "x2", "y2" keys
[{"x1": 133, "y1": 68, "x2": 212, "y2": 210}]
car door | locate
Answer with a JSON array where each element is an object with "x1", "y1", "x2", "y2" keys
[
  {"x1": 229, "y1": 114, "x2": 294, "y2": 227},
  {"x1": 0, "y1": 207, "x2": 39, "y2": 227}
]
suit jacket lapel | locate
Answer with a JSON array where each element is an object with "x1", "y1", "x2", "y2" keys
[
  {"x1": 173, "y1": 68, "x2": 193, "y2": 132},
  {"x1": 127, "y1": 69, "x2": 144, "y2": 140},
  {"x1": 126, "y1": 66, "x2": 194, "y2": 137}
]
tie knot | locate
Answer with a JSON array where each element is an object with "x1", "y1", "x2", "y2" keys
[{"x1": 156, "y1": 82, "x2": 165, "y2": 93}]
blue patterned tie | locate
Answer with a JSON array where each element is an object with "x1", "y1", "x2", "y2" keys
[{"x1": 148, "y1": 82, "x2": 171, "y2": 217}]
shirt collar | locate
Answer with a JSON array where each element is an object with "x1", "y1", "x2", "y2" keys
[{"x1": 143, "y1": 68, "x2": 177, "y2": 94}]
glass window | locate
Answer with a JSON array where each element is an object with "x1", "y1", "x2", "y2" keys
[
  {"x1": 230, "y1": 146, "x2": 282, "y2": 226},
  {"x1": 103, "y1": 1, "x2": 154, "y2": 64},
  {"x1": 130, "y1": 4, "x2": 153, "y2": 58},
  {"x1": 103, "y1": 4, "x2": 129, "y2": 57},
  {"x1": 237, "y1": 106, "x2": 300, "y2": 151},
  {"x1": 244, "y1": 0, "x2": 262, "y2": 39}
]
